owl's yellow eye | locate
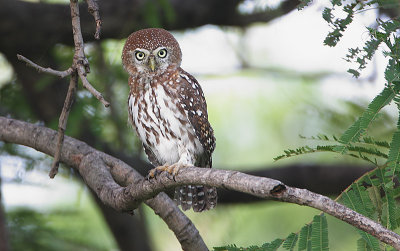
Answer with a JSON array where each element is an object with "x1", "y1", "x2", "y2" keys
[
  {"x1": 158, "y1": 49, "x2": 167, "y2": 58},
  {"x1": 135, "y1": 51, "x2": 145, "y2": 61}
]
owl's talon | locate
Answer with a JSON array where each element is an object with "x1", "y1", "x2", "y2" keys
[
  {"x1": 146, "y1": 163, "x2": 189, "y2": 181},
  {"x1": 147, "y1": 165, "x2": 167, "y2": 180}
]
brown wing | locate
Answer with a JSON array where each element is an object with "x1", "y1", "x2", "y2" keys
[
  {"x1": 143, "y1": 143, "x2": 161, "y2": 167},
  {"x1": 174, "y1": 69, "x2": 218, "y2": 211},
  {"x1": 176, "y1": 68, "x2": 216, "y2": 167}
]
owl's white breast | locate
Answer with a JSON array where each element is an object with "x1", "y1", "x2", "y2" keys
[{"x1": 128, "y1": 83, "x2": 203, "y2": 166}]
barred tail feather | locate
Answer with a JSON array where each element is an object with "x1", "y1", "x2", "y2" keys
[{"x1": 174, "y1": 185, "x2": 217, "y2": 212}]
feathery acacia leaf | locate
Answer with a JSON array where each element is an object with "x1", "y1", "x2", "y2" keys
[
  {"x1": 337, "y1": 86, "x2": 398, "y2": 151},
  {"x1": 311, "y1": 215, "x2": 328, "y2": 251},
  {"x1": 283, "y1": 233, "x2": 298, "y2": 250},
  {"x1": 298, "y1": 0, "x2": 313, "y2": 10},
  {"x1": 298, "y1": 224, "x2": 312, "y2": 251},
  {"x1": 385, "y1": 112, "x2": 400, "y2": 180}
]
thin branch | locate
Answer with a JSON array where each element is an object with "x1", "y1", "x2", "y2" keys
[
  {"x1": 77, "y1": 66, "x2": 110, "y2": 107},
  {"x1": 70, "y1": 0, "x2": 109, "y2": 107},
  {"x1": 17, "y1": 0, "x2": 110, "y2": 178},
  {"x1": 1, "y1": 116, "x2": 400, "y2": 250},
  {"x1": 84, "y1": 0, "x2": 101, "y2": 39},
  {"x1": 16, "y1": 54, "x2": 73, "y2": 78},
  {"x1": 49, "y1": 72, "x2": 78, "y2": 178}
]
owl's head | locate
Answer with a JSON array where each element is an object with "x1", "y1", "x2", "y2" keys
[{"x1": 122, "y1": 28, "x2": 182, "y2": 76}]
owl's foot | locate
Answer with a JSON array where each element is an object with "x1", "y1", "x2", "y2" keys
[
  {"x1": 147, "y1": 163, "x2": 189, "y2": 180},
  {"x1": 147, "y1": 165, "x2": 167, "y2": 180}
]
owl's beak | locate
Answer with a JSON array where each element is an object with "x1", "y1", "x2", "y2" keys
[{"x1": 149, "y1": 57, "x2": 156, "y2": 72}]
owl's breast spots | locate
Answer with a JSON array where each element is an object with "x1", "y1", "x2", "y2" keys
[{"x1": 128, "y1": 83, "x2": 204, "y2": 166}]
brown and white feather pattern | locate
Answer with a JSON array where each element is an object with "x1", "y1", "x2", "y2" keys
[
  {"x1": 127, "y1": 67, "x2": 216, "y2": 211},
  {"x1": 123, "y1": 28, "x2": 217, "y2": 212}
]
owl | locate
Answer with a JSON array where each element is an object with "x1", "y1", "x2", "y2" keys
[{"x1": 122, "y1": 28, "x2": 217, "y2": 212}]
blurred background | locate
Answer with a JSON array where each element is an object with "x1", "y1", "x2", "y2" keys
[{"x1": 0, "y1": 0, "x2": 398, "y2": 250}]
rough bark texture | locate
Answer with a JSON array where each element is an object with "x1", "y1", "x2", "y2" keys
[
  {"x1": 1, "y1": 116, "x2": 400, "y2": 250},
  {"x1": 217, "y1": 164, "x2": 372, "y2": 203},
  {"x1": 0, "y1": 116, "x2": 208, "y2": 251}
]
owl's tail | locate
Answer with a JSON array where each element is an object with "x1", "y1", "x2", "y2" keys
[{"x1": 174, "y1": 185, "x2": 217, "y2": 212}]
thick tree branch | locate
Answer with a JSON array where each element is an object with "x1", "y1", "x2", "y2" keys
[
  {"x1": 1, "y1": 116, "x2": 400, "y2": 250},
  {"x1": 0, "y1": 116, "x2": 207, "y2": 251}
]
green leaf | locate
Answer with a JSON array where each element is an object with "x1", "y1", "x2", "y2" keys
[
  {"x1": 338, "y1": 86, "x2": 398, "y2": 151},
  {"x1": 367, "y1": 185, "x2": 382, "y2": 220},
  {"x1": 322, "y1": 8, "x2": 333, "y2": 23},
  {"x1": 298, "y1": 0, "x2": 313, "y2": 10},
  {"x1": 311, "y1": 215, "x2": 329, "y2": 251},
  {"x1": 385, "y1": 111, "x2": 400, "y2": 179},
  {"x1": 348, "y1": 69, "x2": 361, "y2": 78},
  {"x1": 357, "y1": 238, "x2": 372, "y2": 251},
  {"x1": 298, "y1": 224, "x2": 312, "y2": 251},
  {"x1": 383, "y1": 187, "x2": 398, "y2": 230},
  {"x1": 283, "y1": 233, "x2": 298, "y2": 250},
  {"x1": 262, "y1": 239, "x2": 284, "y2": 251},
  {"x1": 356, "y1": 230, "x2": 381, "y2": 251}
]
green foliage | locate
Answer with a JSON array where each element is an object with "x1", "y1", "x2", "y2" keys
[
  {"x1": 214, "y1": 215, "x2": 328, "y2": 251},
  {"x1": 7, "y1": 207, "x2": 116, "y2": 251},
  {"x1": 336, "y1": 85, "x2": 399, "y2": 153},
  {"x1": 274, "y1": 135, "x2": 390, "y2": 165},
  {"x1": 282, "y1": 233, "x2": 298, "y2": 250},
  {"x1": 323, "y1": 3, "x2": 356, "y2": 47},
  {"x1": 298, "y1": 0, "x2": 313, "y2": 10},
  {"x1": 142, "y1": 0, "x2": 176, "y2": 27},
  {"x1": 275, "y1": 118, "x2": 400, "y2": 250},
  {"x1": 298, "y1": 224, "x2": 312, "y2": 251},
  {"x1": 323, "y1": 1, "x2": 400, "y2": 79},
  {"x1": 271, "y1": 1, "x2": 400, "y2": 250},
  {"x1": 311, "y1": 215, "x2": 328, "y2": 251}
]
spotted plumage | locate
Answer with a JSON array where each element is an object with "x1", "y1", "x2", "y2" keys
[{"x1": 122, "y1": 28, "x2": 217, "y2": 212}]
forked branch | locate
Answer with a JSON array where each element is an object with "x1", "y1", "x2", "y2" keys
[
  {"x1": 1, "y1": 116, "x2": 399, "y2": 250},
  {"x1": 17, "y1": 0, "x2": 109, "y2": 179}
]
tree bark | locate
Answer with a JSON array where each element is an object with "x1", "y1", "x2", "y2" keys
[
  {"x1": 1, "y1": 116, "x2": 400, "y2": 250},
  {"x1": 0, "y1": 116, "x2": 207, "y2": 251},
  {"x1": 218, "y1": 164, "x2": 372, "y2": 203}
]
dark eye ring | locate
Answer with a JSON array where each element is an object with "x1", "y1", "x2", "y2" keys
[
  {"x1": 158, "y1": 49, "x2": 167, "y2": 58},
  {"x1": 135, "y1": 51, "x2": 145, "y2": 61}
]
